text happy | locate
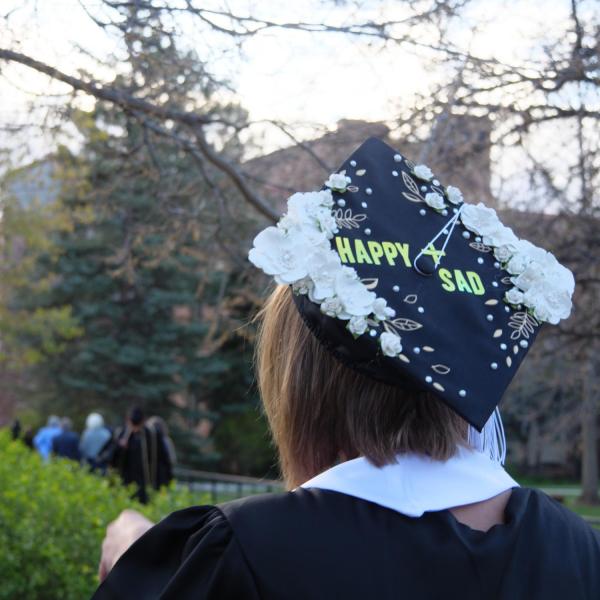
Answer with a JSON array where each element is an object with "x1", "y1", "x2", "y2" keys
[{"x1": 335, "y1": 236, "x2": 486, "y2": 295}]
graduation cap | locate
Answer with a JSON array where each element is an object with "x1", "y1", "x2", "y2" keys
[{"x1": 248, "y1": 137, "x2": 574, "y2": 436}]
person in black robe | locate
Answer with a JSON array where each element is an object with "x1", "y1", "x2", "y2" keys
[
  {"x1": 111, "y1": 406, "x2": 173, "y2": 504},
  {"x1": 52, "y1": 417, "x2": 81, "y2": 461},
  {"x1": 93, "y1": 138, "x2": 598, "y2": 599}
]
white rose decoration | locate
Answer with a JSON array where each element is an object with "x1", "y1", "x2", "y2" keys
[
  {"x1": 348, "y1": 316, "x2": 368, "y2": 336},
  {"x1": 292, "y1": 277, "x2": 314, "y2": 296},
  {"x1": 248, "y1": 227, "x2": 312, "y2": 284},
  {"x1": 325, "y1": 173, "x2": 349, "y2": 191},
  {"x1": 335, "y1": 266, "x2": 376, "y2": 317},
  {"x1": 424, "y1": 192, "x2": 446, "y2": 210},
  {"x1": 308, "y1": 249, "x2": 342, "y2": 301},
  {"x1": 483, "y1": 225, "x2": 519, "y2": 250},
  {"x1": 380, "y1": 332, "x2": 403, "y2": 357},
  {"x1": 460, "y1": 202, "x2": 503, "y2": 238},
  {"x1": 413, "y1": 164, "x2": 434, "y2": 181},
  {"x1": 372, "y1": 297, "x2": 396, "y2": 321},
  {"x1": 505, "y1": 288, "x2": 524, "y2": 305},
  {"x1": 320, "y1": 296, "x2": 343, "y2": 317},
  {"x1": 446, "y1": 185, "x2": 463, "y2": 205}
]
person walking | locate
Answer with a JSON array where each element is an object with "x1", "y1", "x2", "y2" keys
[
  {"x1": 33, "y1": 415, "x2": 62, "y2": 461},
  {"x1": 51, "y1": 417, "x2": 81, "y2": 461},
  {"x1": 80, "y1": 412, "x2": 112, "y2": 473},
  {"x1": 111, "y1": 406, "x2": 172, "y2": 504}
]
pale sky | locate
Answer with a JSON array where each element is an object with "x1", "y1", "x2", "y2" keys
[{"x1": 0, "y1": 0, "x2": 589, "y2": 201}]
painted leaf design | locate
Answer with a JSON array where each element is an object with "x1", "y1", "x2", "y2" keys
[
  {"x1": 485, "y1": 299, "x2": 499, "y2": 306},
  {"x1": 501, "y1": 276, "x2": 512, "y2": 285},
  {"x1": 398, "y1": 354, "x2": 410, "y2": 363},
  {"x1": 431, "y1": 364, "x2": 451, "y2": 375},
  {"x1": 403, "y1": 294, "x2": 418, "y2": 304},
  {"x1": 333, "y1": 208, "x2": 367, "y2": 229},
  {"x1": 346, "y1": 185, "x2": 359, "y2": 193},
  {"x1": 493, "y1": 329, "x2": 503, "y2": 338},
  {"x1": 422, "y1": 346, "x2": 435, "y2": 352},
  {"x1": 361, "y1": 278, "x2": 379, "y2": 290},
  {"x1": 402, "y1": 192, "x2": 423, "y2": 203},
  {"x1": 404, "y1": 158, "x2": 415, "y2": 170},
  {"x1": 469, "y1": 242, "x2": 493, "y2": 253},
  {"x1": 433, "y1": 382, "x2": 445, "y2": 392},
  {"x1": 506, "y1": 356, "x2": 512, "y2": 367},
  {"x1": 386, "y1": 318, "x2": 423, "y2": 332},
  {"x1": 402, "y1": 171, "x2": 422, "y2": 198},
  {"x1": 355, "y1": 169, "x2": 366, "y2": 176},
  {"x1": 508, "y1": 311, "x2": 539, "y2": 340}
]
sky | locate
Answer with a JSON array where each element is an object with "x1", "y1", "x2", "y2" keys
[{"x1": 0, "y1": 0, "x2": 588, "y2": 189}]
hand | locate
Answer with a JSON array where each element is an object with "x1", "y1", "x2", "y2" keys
[{"x1": 98, "y1": 509, "x2": 154, "y2": 582}]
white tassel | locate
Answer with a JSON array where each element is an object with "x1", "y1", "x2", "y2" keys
[{"x1": 467, "y1": 408, "x2": 507, "y2": 464}]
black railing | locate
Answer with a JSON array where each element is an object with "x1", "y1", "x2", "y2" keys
[{"x1": 174, "y1": 467, "x2": 284, "y2": 503}]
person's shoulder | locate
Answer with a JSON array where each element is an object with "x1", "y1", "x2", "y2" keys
[{"x1": 516, "y1": 487, "x2": 600, "y2": 546}]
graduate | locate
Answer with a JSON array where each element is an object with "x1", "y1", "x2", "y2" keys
[{"x1": 93, "y1": 137, "x2": 599, "y2": 599}]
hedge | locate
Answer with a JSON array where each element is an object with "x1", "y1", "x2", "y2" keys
[{"x1": 0, "y1": 431, "x2": 206, "y2": 599}]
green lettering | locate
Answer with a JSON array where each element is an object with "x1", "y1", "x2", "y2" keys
[
  {"x1": 381, "y1": 242, "x2": 398, "y2": 266},
  {"x1": 395, "y1": 243, "x2": 411, "y2": 267},
  {"x1": 454, "y1": 270, "x2": 473, "y2": 294},
  {"x1": 335, "y1": 237, "x2": 355, "y2": 264},
  {"x1": 466, "y1": 271, "x2": 485, "y2": 295},
  {"x1": 354, "y1": 239, "x2": 373, "y2": 264},
  {"x1": 438, "y1": 268, "x2": 456, "y2": 292},
  {"x1": 367, "y1": 241, "x2": 384, "y2": 265}
]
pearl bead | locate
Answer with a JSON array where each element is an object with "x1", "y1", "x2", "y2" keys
[
  {"x1": 442, "y1": 209, "x2": 448, "y2": 216},
  {"x1": 486, "y1": 314, "x2": 493, "y2": 321},
  {"x1": 350, "y1": 160, "x2": 357, "y2": 167},
  {"x1": 413, "y1": 347, "x2": 421, "y2": 354},
  {"x1": 475, "y1": 236, "x2": 482, "y2": 242},
  {"x1": 419, "y1": 209, "x2": 426, "y2": 216},
  {"x1": 393, "y1": 285, "x2": 400, "y2": 292},
  {"x1": 500, "y1": 343, "x2": 507, "y2": 350},
  {"x1": 394, "y1": 154, "x2": 402, "y2": 162},
  {"x1": 361, "y1": 202, "x2": 368, "y2": 208},
  {"x1": 477, "y1": 257, "x2": 484, "y2": 264},
  {"x1": 492, "y1": 281, "x2": 499, "y2": 287},
  {"x1": 392, "y1": 170, "x2": 398, "y2": 176},
  {"x1": 369, "y1": 329, "x2": 377, "y2": 337},
  {"x1": 520, "y1": 340, "x2": 529, "y2": 348},
  {"x1": 425, "y1": 376, "x2": 433, "y2": 383},
  {"x1": 417, "y1": 307, "x2": 424, "y2": 314},
  {"x1": 459, "y1": 389, "x2": 466, "y2": 397},
  {"x1": 491, "y1": 362, "x2": 498, "y2": 370},
  {"x1": 494, "y1": 262, "x2": 500, "y2": 268},
  {"x1": 337, "y1": 199, "x2": 346, "y2": 207},
  {"x1": 365, "y1": 188, "x2": 372, "y2": 195},
  {"x1": 433, "y1": 179, "x2": 440, "y2": 186},
  {"x1": 364, "y1": 228, "x2": 371, "y2": 235},
  {"x1": 505, "y1": 306, "x2": 510, "y2": 313},
  {"x1": 420, "y1": 186, "x2": 428, "y2": 192},
  {"x1": 462, "y1": 231, "x2": 470, "y2": 239}
]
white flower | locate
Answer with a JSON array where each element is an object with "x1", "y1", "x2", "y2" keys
[
  {"x1": 512, "y1": 264, "x2": 543, "y2": 293},
  {"x1": 413, "y1": 164, "x2": 434, "y2": 181},
  {"x1": 334, "y1": 266, "x2": 376, "y2": 317},
  {"x1": 248, "y1": 226, "x2": 313, "y2": 284},
  {"x1": 380, "y1": 332, "x2": 403, "y2": 357},
  {"x1": 446, "y1": 185, "x2": 463, "y2": 205},
  {"x1": 494, "y1": 244, "x2": 516, "y2": 263},
  {"x1": 522, "y1": 284, "x2": 572, "y2": 325},
  {"x1": 308, "y1": 250, "x2": 342, "y2": 301},
  {"x1": 292, "y1": 277, "x2": 314, "y2": 296},
  {"x1": 505, "y1": 288, "x2": 524, "y2": 305},
  {"x1": 313, "y1": 206, "x2": 339, "y2": 239},
  {"x1": 372, "y1": 297, "x2": 396, "y2": 321},
  {"x1": 320, "y1": 296, "x2": 343, "y2": 317},
  {"x1": 348, "y1": 316, "x2": 368, "y2": 336},
  {"x1": 482, "y1": 225, "x2": 519, "y2": 249},
  {"x1": 325, "y1": 173, "x2": 349, "y2": 191},
  {"x1": 460, "y1": 202, "x2": 504, "y2": 238},
  {"x1": 286, "y1": 191, "x2": 334, "y2": 231},
  {"x1": 424, "y1": 192, "x2": 446, "y2": 210}
]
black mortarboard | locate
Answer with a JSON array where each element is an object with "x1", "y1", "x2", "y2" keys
[{"x1": 249, "y1": 137, "x2": 574, "y2": 431}]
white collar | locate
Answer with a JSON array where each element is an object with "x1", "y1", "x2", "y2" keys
[{"x1": 298, "y1": 446, "x2": 519, "y2": 517}]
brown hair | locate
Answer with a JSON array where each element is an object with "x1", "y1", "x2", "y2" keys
[{"x1": 255, "y1": 285, "x2": 467, "y2": 489}]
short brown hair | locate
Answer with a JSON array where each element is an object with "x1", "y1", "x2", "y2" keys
[{"x1": 255, "y1": 285, "x2": 468, "y2": 489}]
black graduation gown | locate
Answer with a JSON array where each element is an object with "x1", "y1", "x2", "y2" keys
[{"x1": 92, "y1": 487, "x2": 600, "y2": 599}]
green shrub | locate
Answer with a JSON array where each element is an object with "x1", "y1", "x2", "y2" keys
[{"x1": 0, "y1": 431, "x2": 206, "y2": 599}]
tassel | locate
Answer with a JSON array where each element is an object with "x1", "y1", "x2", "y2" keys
[{"x1": 468, "y1": 408, "x2": 507, "y2": 464}]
